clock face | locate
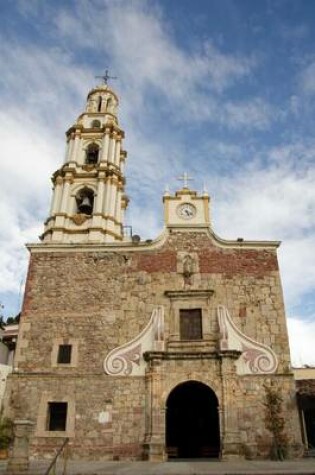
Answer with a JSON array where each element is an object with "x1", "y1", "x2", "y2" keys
[{"x1": 177, "y1": 203, "x2": 196, "y2": 220}]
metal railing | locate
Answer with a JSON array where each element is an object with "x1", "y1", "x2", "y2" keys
[{"x1": 44, "y1": 437, "x2": 69, "y2": 475}]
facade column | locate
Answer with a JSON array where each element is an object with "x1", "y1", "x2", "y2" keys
[
  {"x1": 101, "y1": 131, "x2": 110, "y2": 162},
  {"x1": 109, "y1": 134, "x2": 116, "y2": 164},
  {"x1": 67, "y1": 135, "x2": 74, "y2": 162},
  {"x1": 50, "y1": 177, "x2": 63, "y2": 215},
  {"x1": 6, "y1": 419, "x2": 34, "y2": 475},
  {"x1": 109, "y1": 181, "x2": 117, "y2": 218},
  {"x1": 114, "y1": 138, "x2": 121, "y2": 167},
  {"x1": 95, "y1": 178, "x2": 105, "y2": 214},
  {"x1": 114, "y1": 188, "x2": 122, "y2": 223},
  {"x1": 143, "y1": 357, "x2": 165, "y2": 461},
  {"x1": 60, "y1": 178, "x2": 72, "y2": 214},
  {"x1": 220, "y1": 352, "x2": 243, "y2": 460},
  {"x1": 71, "y1": 134, "x2": 81, "y2": 163},
  {"x1": 104, "y1": 178, "x2": 112, "y2": 216}
]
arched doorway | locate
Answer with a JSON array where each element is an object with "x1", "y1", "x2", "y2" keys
[{"x1": 166, "y1": 381, "x2": 220, "y2": 459}]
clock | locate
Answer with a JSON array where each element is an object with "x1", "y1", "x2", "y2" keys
[{"x1": 177, "y1": 203, "x2": 196, "y2": 219}]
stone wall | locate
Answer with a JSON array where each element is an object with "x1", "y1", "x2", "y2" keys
[{"x1": 8, "y1": 230, "x2": 302, "y2": 460}]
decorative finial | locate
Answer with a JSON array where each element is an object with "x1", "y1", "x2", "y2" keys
[
  {"x1": 177, "y1": 172, "x2": 194, "y2": 189},
  {"x1": 95, "y1": 69, "x2": 118, "y2": 85}
]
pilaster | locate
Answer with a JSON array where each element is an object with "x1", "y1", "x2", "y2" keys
[{"x1": 219, "y1": 351, "x2": 244, "y2": 460}]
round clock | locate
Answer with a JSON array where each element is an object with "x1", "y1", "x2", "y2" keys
[{"x1": 177, "y1": 203, "x2": 196, "y2": 219}]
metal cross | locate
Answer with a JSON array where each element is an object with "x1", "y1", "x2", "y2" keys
[
  {"x1": 95, "y1": 69, "x2": 117, "y2": 85},
  {"x1": 177, "y1": 172, "x2": 194, "y2": 189}
]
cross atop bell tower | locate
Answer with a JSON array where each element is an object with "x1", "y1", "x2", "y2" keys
[
  {"x1": 95, "y1": 69, "x2": 117, "y2": 85},
  {"x1": 41, "y1": 82, "x2": 129, "y2": 243},
  {"x1": 177, "y1": 172, "x2": 194, "y2": 189}
]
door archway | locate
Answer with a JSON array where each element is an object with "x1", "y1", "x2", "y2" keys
[{"x1": 166, "y1": 380, "x2": 220, "y2": 458}]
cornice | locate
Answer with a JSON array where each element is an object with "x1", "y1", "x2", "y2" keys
[
  {"x1": 27, "y1": 229, "x2": 169, "y2": 254},
  {"x1": 165, "y1": 290, "x2": 214, "y2": 299},
  {"x1": 51, "y1": 164, "x2": 125, "y2": 184},
  {"x1": 32, "y1": 224, "x2": 280, "y2": 254},
  {"x1": 143, "y1": 350, "x2": 241, "y2": 362}
]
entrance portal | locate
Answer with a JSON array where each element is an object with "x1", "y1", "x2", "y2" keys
[{"x1": 166, "y1": 381, "x2": 220, "y2": 458}]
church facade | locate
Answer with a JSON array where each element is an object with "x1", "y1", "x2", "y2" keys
[{"x1": 8, "y1": 82, "x2": 303, "y2": 461}]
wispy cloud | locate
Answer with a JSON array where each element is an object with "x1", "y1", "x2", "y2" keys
[
  {"x1": 298, "y1": 60, "x2": 315, "y2": 95},
  {"x1": 287, "y1": 317, "x2": 315, "y2": 366},
  {"x1": 1, "y1": 0, "x2": 315, "y2": 366}
]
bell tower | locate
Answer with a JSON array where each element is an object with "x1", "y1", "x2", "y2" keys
[{"x1": 42, "y1": 81, "x2": 128, "y2": 243}]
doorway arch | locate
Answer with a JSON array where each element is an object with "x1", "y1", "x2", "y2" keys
[{"x1": 166, "y1": 380, "x2": 220, "y2": 458}]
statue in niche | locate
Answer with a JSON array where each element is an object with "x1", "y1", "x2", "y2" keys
[{"x1": 183, "y1": 254, "x2": 194, "y2": 285}]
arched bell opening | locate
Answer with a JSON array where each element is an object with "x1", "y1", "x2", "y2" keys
[
  {"x1": 85, "y1": 143, "x2": 99, "y2": 165},
  {"x1": 76, "y1": 188, "x2": 94, "y2": 215},
  {"x1": 166, "y1": 380, "x2": 220, "y2": 459}
]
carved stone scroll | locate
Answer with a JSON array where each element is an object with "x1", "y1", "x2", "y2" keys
[
  {"x1": 104, "y1": 306, "x2": 164, "y2": 376},
  {"x1": 217, "y1": 305, "x2": 278, "y2": 375}
]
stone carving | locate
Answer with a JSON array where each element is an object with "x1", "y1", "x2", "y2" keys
[
  {"x1": 104, "y1": 306, "x2": 164, "y2": 376},
  {"x1": 183, "y1": 255, "x2": 194, "y2": 278},
  {"x1": 217, "y1": 305, "x2": 278, "y2": 375},
  {"x1": 177, "y1": 252, "x2": 198, "y2": 285},
  {"x1": 71, "y1": 214, "x2": 89, "y2": 225},
  {"x1": 82, "y1": 164, "x2": 96, "y2": 172}
]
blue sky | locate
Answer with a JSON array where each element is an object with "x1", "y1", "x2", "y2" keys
[{"x1": 0, "y1": 0, "x2": 314, "y2": 365}]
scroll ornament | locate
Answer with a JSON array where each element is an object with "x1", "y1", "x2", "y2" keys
[
  {"x1": 104, "y1": 306, "x2": 164, "y2": 376},
  {"x1": 217, "y1": 305, "x2": 278, "y2": 375}
]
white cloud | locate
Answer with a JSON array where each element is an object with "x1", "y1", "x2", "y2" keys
[
  {"x1": 287, "y1": 317, "x2": 315, "y2": 367},
  {"x1": 223, "y1": 98, "x2": 275, "y2": 130},
  {"x1": 298, "y1": 61, "x2": 315, "y2": 95},
  {"x1": 0, "y1": 111, "x2": 58, "y2": 293},
  {"x1": 0, "y1": 0, "x2": 314, "y2": 366},
  {"x1": 279, "y1": 237, "x2": 315, "y2": 308},
  {"x1": 53, "y1": 0, "x2": 266, "y2": 128},
  {"x1": 204, "y1": 41, "x2": 255, "y2": 93},
  {"x1": 210, "y1": 145, "x2": 315, "y2": 308}
]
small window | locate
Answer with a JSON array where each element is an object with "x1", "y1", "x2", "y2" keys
[
  {"x1": 91, "y1": 119, "x2": 101, "y2": 128},
  {"x1": 180, "y1": 309, "x2": 202, "y2": 340},
  {"x1": 47, "y1": 402, "x2": 68, "y2": 431},
  {"x1": 86, "y1": 143, "x2": 99, "y2": 164},
  {"x1": 57, "y1": 344, "x2": 72, "y2": 364}
]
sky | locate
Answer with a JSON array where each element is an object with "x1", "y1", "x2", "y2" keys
[{"x1": 0, "y1": 0, "x2": 314, "y2": 366}]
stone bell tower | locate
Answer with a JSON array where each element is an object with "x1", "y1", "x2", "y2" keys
[{"x1": 41, "y1": 81, "x2": 128, "y2": 243}]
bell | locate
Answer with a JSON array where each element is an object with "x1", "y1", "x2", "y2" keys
[{"x1": 78, "y1": 196, "x2": 92, "y2": 214}]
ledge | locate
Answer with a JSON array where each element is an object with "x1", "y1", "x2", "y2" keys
[
  {"x1": 164, "y1": 290, "x2": 214, "y2": 299},
  {"x1": 143, "y1": 350, "x2": 241, "y2": 361}
]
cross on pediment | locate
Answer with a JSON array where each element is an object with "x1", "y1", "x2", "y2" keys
[{"x1": 177, "y1": 172, "x2": 194, "y2": 189}]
